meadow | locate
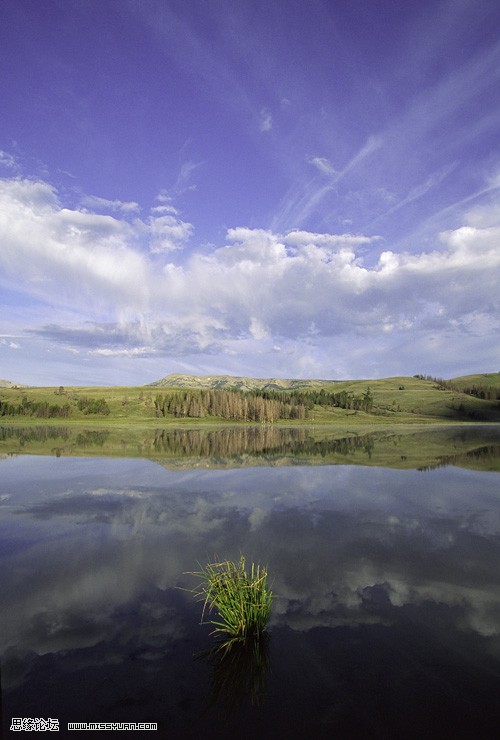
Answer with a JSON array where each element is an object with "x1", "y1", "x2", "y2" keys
[{"x1": 1, "y1": 374, "x2": 499, "y2": 424}]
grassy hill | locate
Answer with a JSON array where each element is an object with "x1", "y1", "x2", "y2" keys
[
  {"x1": 447, "y1": 372, "x2": 500, "y2": 391},
  {"x1": 0, "y1": 373, "x2": 499, "y2": 423},
  {"x1": 147, "y1": 372, "x2": 500, "y2": 422},
  {"x1": 148, "y1": 373, "x2": 333, "y2": 392},
  {"x1": 0, "y1": 379, "x2": 25, "y2": 388}
]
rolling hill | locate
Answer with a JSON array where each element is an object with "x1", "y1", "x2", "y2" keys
[
  {"x1": 147, "y1": 373, "x2": 335, "y2": 392},
  {"x1": 0, "y1": 372, "x2": 498, "y2": 424},
  {"x1": 0, "y1": 379, "x2": 24, "y2": 388}
]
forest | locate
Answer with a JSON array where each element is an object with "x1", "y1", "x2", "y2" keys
[{"x1": 153, "y1": 387, "x2": 375, "y2": 422}]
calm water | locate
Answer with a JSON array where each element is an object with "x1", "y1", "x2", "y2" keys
[{"x1": 1, "y1": 426, "x2": 500, "y2": 739}]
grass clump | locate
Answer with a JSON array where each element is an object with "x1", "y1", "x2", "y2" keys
[{"x1": 188, "y1": 556, "x2": 272, "y2": 649}]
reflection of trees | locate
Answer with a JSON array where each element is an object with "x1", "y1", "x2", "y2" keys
[
  {"x1": 2, "y1": 425, "x2": 498, "y2": 469},
  {"x1": 0, "y1": 425, "x2": 379, "y2": 462},
  {"x1": 150, "y1": 427, "x2": 377, "y2": 461},
  {"x1": 0, "y1": 426, "x2": 110, "y2": 454},
  {"x1": 0, "y1": 425, "x2": 378, "y2": 462},
  {"x1": 0, "y1": 425, "x2": 73, "y2": 445},
  {"x1": 152, "y1": 426, "x2": 307, "y2": 458},
  {"x1": 418, "y1": 445, "x2": 500, "y2": 472},
  {"x1": 199, "y1": 634, "x2": 271, "y2": 723},
  {"x1": 74, "y1": 430, "x2": 110, "y2": 447}
]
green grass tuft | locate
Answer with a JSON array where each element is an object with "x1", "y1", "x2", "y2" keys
[{"x1": 188, "y1": 556, "x2": 273, "y2": 649}]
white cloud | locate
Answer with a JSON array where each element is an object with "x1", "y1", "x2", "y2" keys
[
  {"x1": 80, "y1": 195, "x2": 140, "y2": 214},
  {"x1": 90, "y1": 347, "x2": 154, "y2": 358},
  {"x1": 155, "y1": 189, "x2": 173, "y2": 204},
  {"x1": 309, "y1": 156, "x2": 337, "y2": 177},
  {"x1": 0, "y1": 178, "x2": 150, "y2": 314},
  {"x1": 285, "y1": 230, "x2": 377, "y2": 248},
  {"x1": 148, "y1": 213, "x2": 193, "y2": 253},
  {"x1": 249, "y1": 317, "x2": 268, "y2": 340},
  {"x1": 155, "y1": 160, "x2": 204, "y2": 206},
  {"x1": 0, "y1": 338, "x2": 21, "y2": 349},
  {"x1": 1, "y1": 176, "x2": 499, "y2": 379},
  {"x1": 150, "y1": 204, "x2": 179, "y2": 216},
  {"x1": 0, "y1": 150, "x2": 19, "y2": 173},
  {"x1": 173, "y1": 160, "x2": 203, "y2": 193},
  {"x1": 259, "y1": 108, "x2": 273, "y2": 132}
]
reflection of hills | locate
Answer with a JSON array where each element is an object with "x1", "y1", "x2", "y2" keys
[
  {"x1": 419, "y1": 444, "x2": 500, "y2": 471},
  {"x1": 149, "y1": 427, "x2": 500, "y2": 471},
  {"x1": 0, "y1": 424, "x2": 499, "y2": 470}
]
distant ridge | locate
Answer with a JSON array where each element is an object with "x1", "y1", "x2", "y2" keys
[
  {"x1": 147, "y1": 371, "x2": 500, "y2": 394},
  {"x1": 147, "y1": 373, "x2": 337, "y2": 392},
  {"x1": 0, "y1": 379, "x2": 25, "y2": 388}
]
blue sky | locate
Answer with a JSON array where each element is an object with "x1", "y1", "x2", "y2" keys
[{"x1": 1, "y1": 0, "x2": 500, "y2": 385}]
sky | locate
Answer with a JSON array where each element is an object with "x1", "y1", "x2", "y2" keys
[{"x1": 1, "y1": 0, "x2": 500, "y2": 386}]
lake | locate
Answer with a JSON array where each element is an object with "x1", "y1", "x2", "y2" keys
[{"x1": 1, "y1": 425, "x2": 500, "y2": 738}]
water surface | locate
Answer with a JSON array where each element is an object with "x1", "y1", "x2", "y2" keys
[{"x1": 1, "y1": 426, "x2": 500, "y2": 738}]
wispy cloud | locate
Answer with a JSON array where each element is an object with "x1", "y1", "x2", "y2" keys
[
  {"x1": 171, "y1": 160, "x2": 204, "y2": 196},
  {"x1": 272, "y1": 136, "x2": 382, "y2": 231},
  {"x1": 309, "y1": 157, "x2": 337, "y2": 177},
  {"x1": 259, "y1": 108, "x2": 273, "y2": 132},
  {"x1": 339, "y1": 136, "x2": 383, "y2": 179},
  {"x1": 370, "y1": 162, "x2": 458, "y2": 225},
  {"x1": 80, "y1": 195, "x2": 140, "y2": 214},
  {"x1": 0, "y1": 337, "x2": 21, "y2": 350},
  {"x1": 271, "y1": 177, "x2": 336, "y2": 231},
  {"x1": 0, "y1": 150, "x2": 20, "y2": 173}
]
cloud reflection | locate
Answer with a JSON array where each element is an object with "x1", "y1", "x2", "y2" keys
[{"x1": 0, "y1": 456, "x2": 499, "y2": 690}]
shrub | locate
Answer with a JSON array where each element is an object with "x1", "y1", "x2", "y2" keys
[
  {"x1": 77, "y1": 397, "x2": 110, "y2": 415},
  {"x1": 188, "y1": 556, "x2": 272, "y2": 650}
]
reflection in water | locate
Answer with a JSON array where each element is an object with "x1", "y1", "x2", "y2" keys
[
  {"x1": 0, "y1": 424, "x2": 74, "y2": 444},
  {"x1": 152, "y1": 426, "x2": 377, "y2": 463},
  {"x1": 0, "y1": 440, "x2": 499, "y2": 737},
  {"x1": 418, "y1": 443, "x2": 500, "y2": 471},
  {"x1": 1, "y1": 423, "x2": 500, "y2": 470},
  {"x1": 152, "y1": 425, "x2": 306, "y2": 460},
  {"x1": 199, "y1": 634, "x2": 271, "y2": 724}
]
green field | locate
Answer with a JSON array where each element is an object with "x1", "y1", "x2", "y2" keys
[
  {"x1": 447, "y1": 372, "x2": 500, "y2": 387},
  {"x1": 1, "y1": 374, "x2": 499, "y2": 424}
]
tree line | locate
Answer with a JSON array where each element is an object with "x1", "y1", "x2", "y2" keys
[
  {"x1": 154, "y1": 389, "x2": 308, "y2": 422},
  {"x1": 264, "y1": 387, "x2": 375, "y2": 412},
  {"x1": 153, "y1": 387, "x2": 375, "y2": 422},
  {"x1": 0, "y1": 397, "x2": 71, "y2": 418},
  {"x1": 0, "y1": 387, "x2": 377, "y2": 422},
  {"x1": 76, "y1": 397, "x2": 110, "y2": 415},
  {"x1": 415, "y1": 374, "x2": 500, "y2": 402},
  {"x1": 0, "y1": 395, "x2": 110, "y2": 418}
]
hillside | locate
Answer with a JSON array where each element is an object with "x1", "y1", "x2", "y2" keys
[
  {"x1": 148, "y1": 373, "x2": 334, "y2": 392},
  {"x1": 0, "y1": 373, "x2": 499, "y2": 423},
  {"x1": 0, "y1": 379, "x2": 24, "y2": 388},
  {"x1": 448, "y1": 372, "x2": 500, "y2": 390},
  {"x1": 146, "y1": 373, "x2": 500, "y2": 423}
]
